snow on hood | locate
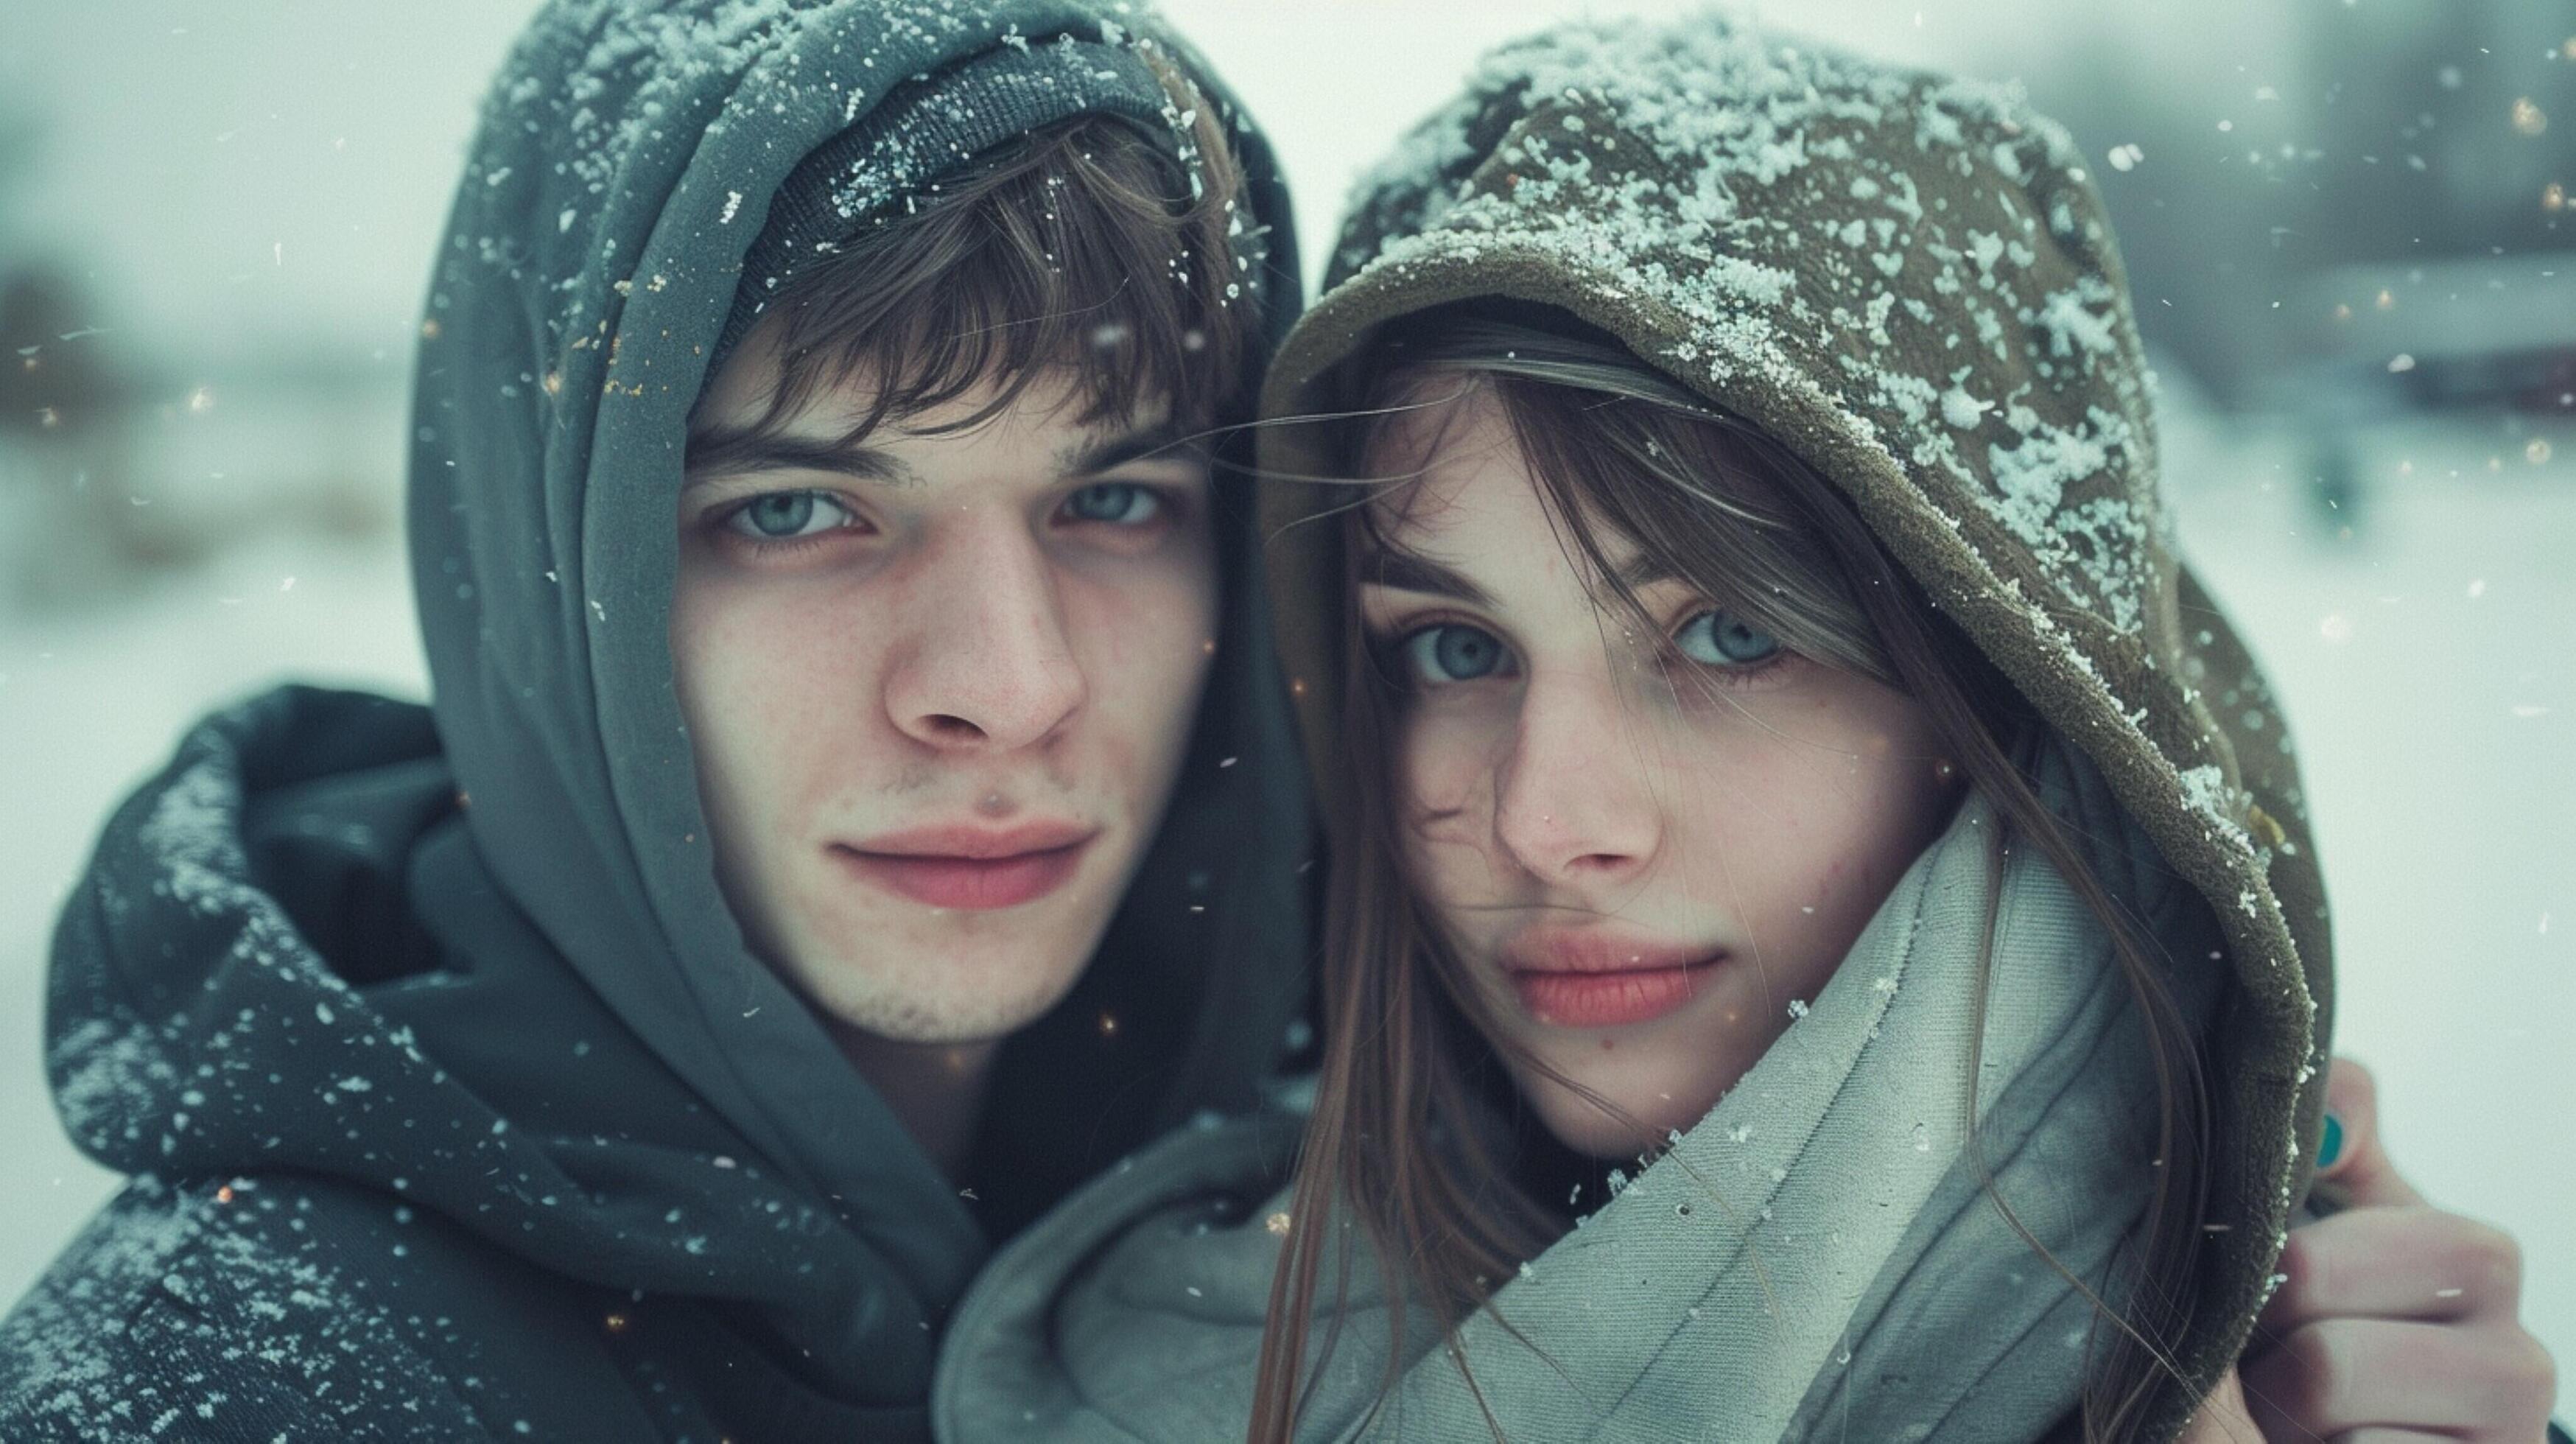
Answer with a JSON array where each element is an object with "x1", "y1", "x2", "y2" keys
[{"x1": 1256, "y1": 13, "x2": 2333, "y2": 1435}]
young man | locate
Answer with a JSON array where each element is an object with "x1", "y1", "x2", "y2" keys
[{"x1": 0, "y1": 2, "x2": 1306, "y2": 1438}]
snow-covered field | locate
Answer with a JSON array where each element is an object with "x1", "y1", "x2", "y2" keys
[
  {"x1": 0, "y1": 520, "x2": 427, "y2": 1286},
  {"x1": 0, "y1": 403, "x2": 2567, "y2": 1412},
  {"x1": 2159, "y1": 404, "x2": 2575, "y2": 1412}
]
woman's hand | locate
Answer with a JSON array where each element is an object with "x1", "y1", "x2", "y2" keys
[
  {"x1": 2229, "y1": 1057, "x2": 2558, "y2": 1441},
  {"x1": 2177, "y1": 1365, "x2": 2260, "y2": 1444}
]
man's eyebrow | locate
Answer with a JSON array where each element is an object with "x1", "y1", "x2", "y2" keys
[
  {"x1": 1058, "y1": 416, "x2": 1207, "y2": 477},
  {"x1": 681, "y1": 430, "x2": 922, "y2": 489},
  {"x1": 1354, "y1": 545, "x2": 1494, "y2": 609}
]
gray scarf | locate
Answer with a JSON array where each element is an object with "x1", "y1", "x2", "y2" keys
[{"x1": 935, "y1": 746, "x2": 2220, "y2": 1440}]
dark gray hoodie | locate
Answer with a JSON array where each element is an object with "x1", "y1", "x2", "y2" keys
[{"x1": 0, "y1": 3, "x2": 1305, "y2": 1440}]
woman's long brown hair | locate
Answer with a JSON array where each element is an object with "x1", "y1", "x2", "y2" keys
[{"x1": 1250, "y1": 303, "x2": 2214, "y2": 1443}]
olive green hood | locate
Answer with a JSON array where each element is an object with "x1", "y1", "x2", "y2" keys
[{"x1": 1256, "y1": 14, "x2": 2331, "y2": 1434}]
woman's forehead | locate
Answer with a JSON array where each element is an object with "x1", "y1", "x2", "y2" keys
[
  {"x1": 1361, "y1": 418, "x2": 1529, "y2": 552},
  {"x1": 1361, "y1": 386, "x2": 1520, "y2": 523},
  {"x1": 1360, "y1": 396, "x2": 1646, "y2": 574}
]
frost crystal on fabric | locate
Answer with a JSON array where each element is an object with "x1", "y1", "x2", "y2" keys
[{"x1": 1326, "y1": 14, "x2": 2163, "y2": 643}]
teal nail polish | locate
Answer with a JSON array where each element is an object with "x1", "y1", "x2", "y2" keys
[{"x1": 2315, "y1": 1112, "x2": 2344, "y2": 1170}]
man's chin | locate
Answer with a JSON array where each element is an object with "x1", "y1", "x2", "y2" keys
[{"x1": 787, "y1": 953, "x2": 1092, "y2": 1050}]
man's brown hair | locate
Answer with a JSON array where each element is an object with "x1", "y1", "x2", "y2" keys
[{"x1": 698, "y1": 55, "x2": 1259, "y2": 449}]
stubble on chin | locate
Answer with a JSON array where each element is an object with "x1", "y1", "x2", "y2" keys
[{"x1": 807, "y1": 960, "x2": 1084, "y2": 1047}]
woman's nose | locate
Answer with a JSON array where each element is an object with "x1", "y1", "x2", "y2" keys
[
  {"x1": 1488, "y1": 670, "x2": 1662, "y2": 886},
  {"x1": 880, "y1": 521, "x2": 1087, "y2": 752}
]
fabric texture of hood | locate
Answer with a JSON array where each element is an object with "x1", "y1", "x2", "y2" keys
[
  {"x1": 28, "y1": 0, "x2": 1308, "y2": 1433},
  {"x1": 1253, "y1": 13, "x2": 2331, "y2": 1436}
]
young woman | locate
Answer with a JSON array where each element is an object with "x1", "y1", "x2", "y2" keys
[{"x1": 936, "y1": 15, "x2": 2557, "y2": 1442}]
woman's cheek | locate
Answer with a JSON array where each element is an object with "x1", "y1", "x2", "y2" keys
[{"x1": 1397, "y1": 702, "x2": 1484, "y2": 806}]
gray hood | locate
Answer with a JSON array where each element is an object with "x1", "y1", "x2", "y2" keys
[{"x1": 401, "y1": 0, "x2": 1308, "y2": 1414}]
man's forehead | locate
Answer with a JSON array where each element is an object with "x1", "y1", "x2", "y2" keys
[
  {"x1": 703, "y1": 301, "x2": 1186, "y2": 417},
  {"x1": 683, "y1": 376, "x2": 1195, "y2": 490}
]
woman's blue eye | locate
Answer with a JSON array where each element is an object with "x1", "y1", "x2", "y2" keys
[
  {"x1": 727, "y1": 491, "x2": 852, "y2": 540},
  {"x1": 1674, "y1": 609, "x2": 1781, "y2": 667},
  {"x1": 1063, "y1": 482, "x2": 1160, "y2": 525},
  {"x1": 1402, "y1": 624, "x2": 1512, "y2": 684}
]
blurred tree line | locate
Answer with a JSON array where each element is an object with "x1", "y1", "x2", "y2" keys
[{"x1": 2049, "y1": 0, "x2": 2571, "y2": 413}]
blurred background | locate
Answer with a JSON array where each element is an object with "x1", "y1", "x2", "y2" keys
[{"x1": 1, "y1": 0, "x2": 2566, "y2": 1412}]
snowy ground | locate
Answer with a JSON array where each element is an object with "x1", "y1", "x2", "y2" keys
[
  {"x1": 0, "y1": 402, "x2": 2566, "y2": 1410},
  {"x1": 0, "y1": 522, "x2": 427, "y2": 1301},
  {"x1": 2157, "y1": 401, "x2": 2574, "y2": 1414}
]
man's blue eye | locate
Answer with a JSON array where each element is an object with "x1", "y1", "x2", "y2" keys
[
  {"x1": 1402, "y1": 624, "x2": 1510, "y2": 684},
  {"x1": 1064, "y1": 483, "x2": 1159, "y2": 525},
  {"x1": 1674, "y1": 609, "x2": 1781, "y2": 667},
  {"x1": 727, "y1": 491, "x2": 850, "y2": 539}
]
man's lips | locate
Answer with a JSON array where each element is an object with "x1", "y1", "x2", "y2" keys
[
  {"x1": 1500, "y1": 928, "x2": 1727, "y2": 1029},
  {"x1": 830, "y1": 821, "x2": 1098, "y2": 911}
]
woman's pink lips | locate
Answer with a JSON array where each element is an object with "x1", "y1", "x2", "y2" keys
[
  {"x1": 1509, "y1": 963, "x2": 1721, "y2": 1028},
  {"x1": 1501, "y1": 930, "x2": 1726, "y2": 1028},
  {"x1": 831, "y1": 821, "x2": 1097, "y2": 911}
]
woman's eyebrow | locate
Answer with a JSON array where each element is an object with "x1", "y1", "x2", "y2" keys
[
  {"x1": 1355, "y1": 546, "x2": 1493, "y2": 608},
  {"x1": 1610, "y1": 551, "x2": 1680, "y2": 592}
]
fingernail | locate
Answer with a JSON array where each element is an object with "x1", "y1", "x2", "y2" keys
[{"x1": 2315, "y1": 1112, "x2": 2344, "y2": 1170}]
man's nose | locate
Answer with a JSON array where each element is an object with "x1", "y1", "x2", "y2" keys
[
  {"x1": 1489, "y1": 670, "x2": 1662, "y2": 886},
  {"x1": 882, "y1": 519, "x2": 1086, "y2": 752}
]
